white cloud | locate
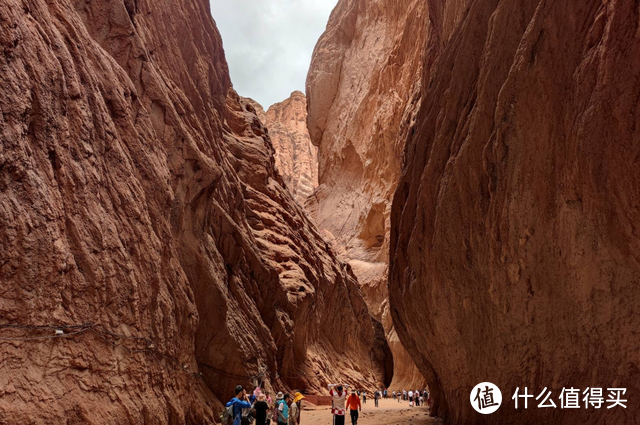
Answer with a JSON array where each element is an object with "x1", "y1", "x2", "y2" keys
[{"x1": 210, "y1": 0, "x2": 337, "y2": 108}]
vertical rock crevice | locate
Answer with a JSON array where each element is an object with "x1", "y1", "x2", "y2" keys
[{"x1": 306, "y1": 0, "x2": 429, "y2": 390}]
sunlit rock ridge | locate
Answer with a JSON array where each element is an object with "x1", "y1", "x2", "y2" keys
[
  {"x1": 260, "y1": 91, "x2": 318, "y2": 206},
  {"x1": 306, "y1": 0, "x2": 429, "y2": 390}
]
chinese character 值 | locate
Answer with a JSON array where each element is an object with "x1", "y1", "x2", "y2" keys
[
  {"x1": 474, "y1": 386, "x2": 499, "y2": 410},
  {"x1": 559, "y1": 387, "x2": 580, "y2": 408}
]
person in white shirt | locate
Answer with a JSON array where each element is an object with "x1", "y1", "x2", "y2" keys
[
  {"x1": 328, "y1": 384, "x2": 349, "y2": 425},
  {"x1": 408, "y1": 390, "x2": 414, "y2": 405}
]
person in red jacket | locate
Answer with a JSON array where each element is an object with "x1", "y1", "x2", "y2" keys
[{"x1": 345, "y1": 390, "x2": 362, "y2": 425}]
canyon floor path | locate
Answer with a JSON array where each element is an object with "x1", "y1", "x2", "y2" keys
[{"x1": 302, "y1": 399, "x2": 441, "y2": 425}]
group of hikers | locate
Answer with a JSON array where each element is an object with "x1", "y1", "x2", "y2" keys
[
  {"x1": 329, "y1": 384, "x2": 430, "y2": 425},
  {"x1": 362, "y1": 388, "x2": 430, "y2": 408},
  {"x1": 390, "y1": 388, "x2": 430, "y2": 407},
  {"x1": 224, "y1": 383, "x2": 430, "y2": 425},
  {"x1": 223, "y1": 385, "x2": 305, "y2": 425}
]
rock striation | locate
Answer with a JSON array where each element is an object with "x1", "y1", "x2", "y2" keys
[
  {"x1": 390, "y1": 0, "x2": 640, "y2": 424},
  {"x1": 0, "y1": 0, "x2": 387, "y2": 422},
  {"x1": 306, "y1": 0, "x2": 428, "y2": 389},
  {"x1": 262, "y1": 91, "x2": 318, "y2": 206}
]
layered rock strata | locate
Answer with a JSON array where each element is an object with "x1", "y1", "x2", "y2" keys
[
  {"x1": 262, "y1": 91, "x2": 318, "y2": 206},
  {"x1": 0, "y1": 0, "x2": 386, "y2": 422}
]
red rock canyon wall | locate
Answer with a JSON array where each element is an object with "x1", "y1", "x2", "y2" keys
[
  {"x1": 0, "y1": 0, "x2": 386, "y2": 422},
  {"x1": 306, "y1": 0, "x2": 427, "y2": 389},
  {"x1": 390, "y1": 0, "x2": 640, "y2": 424}
]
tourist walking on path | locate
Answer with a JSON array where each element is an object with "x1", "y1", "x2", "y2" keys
[
  {"x1": 408, "y1": 390, "x2": 414, "y2": 405},
  {"x1": 273, "y1": 392, "x2": 283, "y2": 423},
  {"x1": 277, "y1": 393, "x2": 291, "y2": 425},
  {"x1": 362, "y1": 391, "x2": 366, "y2": 404},
  {"x1": 328, "y1": 384, "x2": 349, "y2": 425},
  {"x1": 289, "y1": 392, "x2": 304, "y2": 425},
  {"x1": 253, "y1": 394, "x2": 270, "y2": 425},
  {"x1": 263, "y1": 391, "x2": 274, "y2": 423},
  {"x1": 225, "y1": 385, "x2": 252, "y2": 425},
  {"x1": 374, "y1": 390, "x2": 379, "y2": 407},
  {"x1": 346, "y1": 389, "x2": 361, "y2": 425}
]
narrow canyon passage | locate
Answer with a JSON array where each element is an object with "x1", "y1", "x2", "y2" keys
[{"x1": 1, "y1": 0, "x2": 639, "y2": 424}]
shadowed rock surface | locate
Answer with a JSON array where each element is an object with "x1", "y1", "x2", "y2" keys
[
  {"x1": 390, "y1": 0, "x2": 640, "y2": 423},
  {"x1": 262, "y1": 91, "x2": 318, "y2": 206},
  {"x1": 306, "y1": 0, "x2": 427, "y2": 389},
  {"x1": 0, "y1": 0, "x2": 387, "y2": 422}
]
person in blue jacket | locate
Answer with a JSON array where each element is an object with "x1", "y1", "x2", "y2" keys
[
  {"x1": 277, "y1": 393, "x2": 291, "y2": 425},
  {"x1": 226, "y1": 385, "x2": 252, "y2": 425}
]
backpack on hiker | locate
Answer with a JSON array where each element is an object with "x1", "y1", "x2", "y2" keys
[
  {"x1": 221, "y1": 404, "x2": 235, "y2": 425},
  {"x1": 241, "y1": 407, "x2": 254, "y2": 425}
]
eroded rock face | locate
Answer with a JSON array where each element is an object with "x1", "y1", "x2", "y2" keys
[
  {"x1": 262, "y1": 91, "x2": 318, "y2": 206},
  {"x1": 351, "y1": 262, "x2": 423, "y2": 391},
  {"x1": 390, "y1": 1, "x2": 640, "y2": 423},
  {"x1": 306, "y1": 0, "x2": 427, "y2": 389},
  {"x1": 306, "y1": 0, "x2": 427, "y2": 264},
  {"x1": 0, "y1": 0, "x2": 385, "y2": 422}
]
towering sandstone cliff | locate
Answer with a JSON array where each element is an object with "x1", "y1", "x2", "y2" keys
[
  {"x1": 0, "y1": 0, "x2": 387, "y2": 422},
  {"x1": 262, "y1": 91, "x2": 318, "y2": 206},
  {"x1": 390, "y1": 0, "x2": 640, "y2": 424},
  {"x1": 306, "y1": 0, "x2": 427, "y2": 388}
]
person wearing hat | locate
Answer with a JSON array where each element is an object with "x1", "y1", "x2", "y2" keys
[
  {"x1": 252, "y1": 393, "x2": 270, "y2": 425},
  {"x1": 328, "y1": 383, "x2": 349, "y2": 425},
  {"x1": 289, "y1": 392, "x2": 305, "y2": 425},
  {"x1": 273, "y1": 392, "x2": 284, "y2": 423},
  {"x1": 277, "y1": 393, "x2": 290, "y2": 425},
  {"x1": 345, "y1": 390, "x2": 361, "y2": 425}
]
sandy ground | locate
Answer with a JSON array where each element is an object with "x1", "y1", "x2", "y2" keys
[{"x1": 300, "y1": 398, "x2": 441, "y2": 425}]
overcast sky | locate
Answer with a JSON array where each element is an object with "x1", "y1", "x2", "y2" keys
[{"x1": 210, "y1": 0, "x2": 337, "y2": 108}]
